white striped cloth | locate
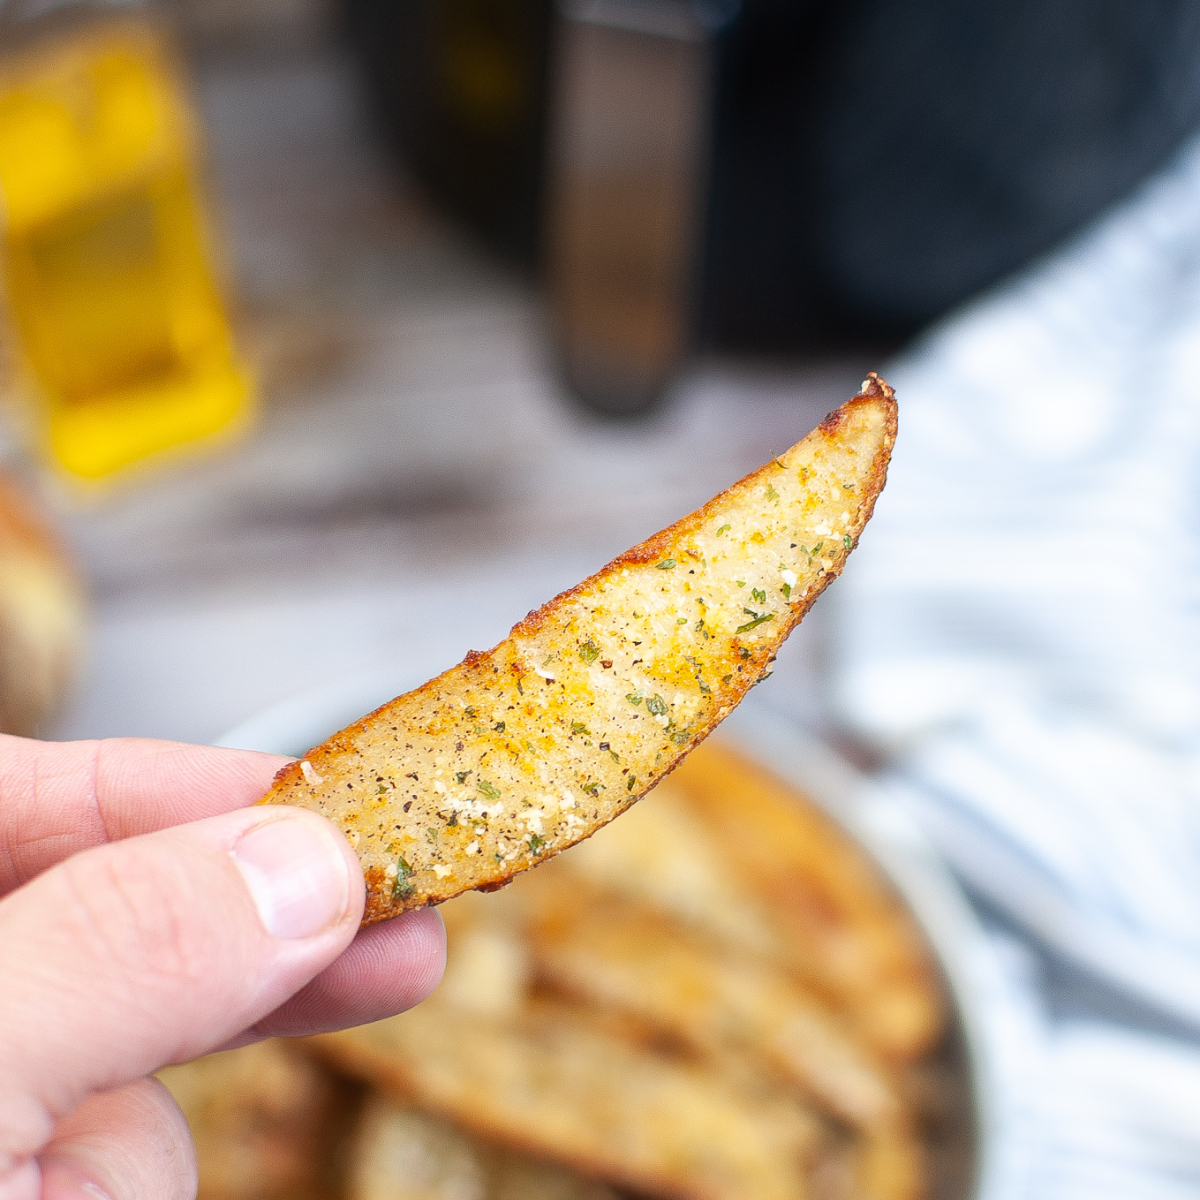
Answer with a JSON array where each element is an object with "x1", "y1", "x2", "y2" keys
[{"x1": 830, "y1": 128, "x2": 1200, "y2": 1196}]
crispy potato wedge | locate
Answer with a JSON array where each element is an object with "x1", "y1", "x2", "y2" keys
[
  {"x1": 527, "y1": 889, "x2": 925, "y2": 1200},
  {"x1": 551, "y1": 745, "x2": 943, "y2": 1064},
  {"x1": 521, "y1": 876, "x2": 903, "y2": 1128},
  {"x1": 314, "y1": 999, "x2": 825, "y2": 1200},
  {"x1": 437, "y1": 867, "x2": 925, "y2": 1200},
  {"x1": 317, "y1": 907, "x2": 825, "y2": 1200},
  {"x1": 669, "y1": 747, "x2": 943, "y2": 1063},
  {"x1": 158, "y1": 1040, "x2": 357, "y2": 1200},
  {"x1": 263, "y1": 376, "x2": 896, "y2": 921},
  {"x1": 351, "y1": 1095, "x2": 621, "y2": 1200}
]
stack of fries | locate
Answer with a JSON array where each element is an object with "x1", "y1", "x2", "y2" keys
[{"x1": 161, "y1": 741, "x2": 961, "y2": 1200}]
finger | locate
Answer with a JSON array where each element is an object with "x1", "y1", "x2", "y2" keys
[
  {"x1": 0, "y1": 805, "x2": 362, "y2": 1188},
  {"x1": 0, "y1": 736, "x2": 288, "y2": 896},
  {"x1": 37, "y1": 1078, "x2": 194, "y2": 1200},
  {"x1": 252, "y1": 908, "x2": 446, "y2": 1038}
]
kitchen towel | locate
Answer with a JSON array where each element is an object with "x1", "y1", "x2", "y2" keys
[{"x1": 831, "y1": 126, "x2": 1200, "y2": 1196}]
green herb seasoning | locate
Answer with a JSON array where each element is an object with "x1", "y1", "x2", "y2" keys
[
  {"x1": 493, "y1": 720, "x2": 505, "y2": 733},
  {"x1": 645, "y1": 694, "x2": 668, "y2": 716},
  {"x1": 627, "y1": 775, "x2": 636, "y2": 791},
  {"x1": 626, "y1": 693, "x2": 643, "y2": 705},
  {"x1": 392, "y1": 855, "x2": 414, "y2": 900},
  {"x1": 528, "y1": 833, "x2": 546, "y2": 853},
  {"x1": 766, "y1": 484, "x2": 779, "y2": 501},
  {"x1": 736, "y1": 609, "x2": 774, "y2": 633},
  {"x1": 476, "y1": 779, "x2": 501, "y2": 800},
  {"x1": 716, "y1": 524, "x2": 731, "y2": 537},
  {"x1": 578, "y1": 638, "x2": 600, "y2": 664},
  {"x1": 656, "y1": 559, "x2": 676, "y2": 570},
  {"x1": 843, "y1": 534, "x2": 853, "y2": 549},
  {"x1": 752, "y1": 588, "x2": 766, "y2": 604},
  {"x1": 570, "y1": 721, "x2": 590, "y2": 735}
]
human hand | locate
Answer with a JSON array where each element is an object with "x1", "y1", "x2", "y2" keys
[{"x1": 0, "y1": 735, "x2": 446, "y2": 1200}]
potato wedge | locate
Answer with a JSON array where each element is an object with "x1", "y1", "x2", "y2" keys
[
  {"x1": 158, "y1": 1040, "x2": 357, "y2": 1200},
  {"x1": 521, "y1": 877, "x2": 903, "y2": 1128},
  {"x1": 670, "y1": 748, "x2": 944, "y2": 1063},
  {"x1": 263, "y1": 375, "x2": 896, "y2": 921},
  {"x1": 314, "y1": 999, "x2": 825, "y2": 1200},
  {"x1": 553, "y1": 747, "x2": 943, "y2": 1064},
  {"x1": 443, "y1": 867, "x2": 925, "y2": 1200},
  {"x1": 350, "y1": 1095, "x2": 621, "y2": 1200}
]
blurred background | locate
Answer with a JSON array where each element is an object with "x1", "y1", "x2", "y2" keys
[{"x1": 1, "y1": 0, "x2": 1194, "y2": 751}]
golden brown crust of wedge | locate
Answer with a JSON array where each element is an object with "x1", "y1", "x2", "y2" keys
[
  {"x1": 314, "y1": 999, "x2": 824, "y2": 1200},
  {"x1": 157, "y1": 1040, "x2": 356, "y2": 1200},
  {"x1": 262, "y1": 376, "x2": 897, "y2": 922},
  {"x1": 520, "y1": 876, "x2": 904, "y2": 1127},
  {"x1": 666, "y1": 747, "x2": 944, "y2": 1064},
  {"x1": 351, "y1": 1095, "x2": 622, "y2": 1200}
]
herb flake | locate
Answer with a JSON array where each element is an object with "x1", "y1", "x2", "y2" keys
[
  {"x1": 736, "y1": 609, "x2": 775, "y2": 633},
  {"x1": 392, "y1": 855, "x2": 414, "y2": 900}
]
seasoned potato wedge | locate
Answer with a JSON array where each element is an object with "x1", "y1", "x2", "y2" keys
[
  {"x1": 669, "y1": 748, "x2": 943, "y2": 1064},
  {"x1": 350, "y1": 1095, "x2": 621, "y2": 1200},
  {"x1": 554, "y1": 747, "x2": 943, "y2": 1064},
  {"x1": 158, "y1": 1040, "x2": 357, "y2": 1200},
  {"x1": 314, "y1": 999, "x2": 825, "y2": 1200},
  {"x1": 263, "y1": 376, "x2": 896, "y2": 921},
  {"x1": 521, "y1": 877, "x2": 903, "y2": 1127}
]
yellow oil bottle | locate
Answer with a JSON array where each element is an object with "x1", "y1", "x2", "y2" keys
[{"x1": 0, "y1": 19, "x2": 252, "y2": 480}]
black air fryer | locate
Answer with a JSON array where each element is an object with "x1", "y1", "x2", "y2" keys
[{"x1": 346, "y1": 0, "x2": 1200, "y2": 413}]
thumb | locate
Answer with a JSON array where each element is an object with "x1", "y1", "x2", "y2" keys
[{"x1": 0, "y1": 805, "x2": 364, "y2": 1191}]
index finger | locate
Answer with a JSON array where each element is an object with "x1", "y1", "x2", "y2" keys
[{"x1": 0, "y1": 736, "x2": 288, "y2": 897}]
